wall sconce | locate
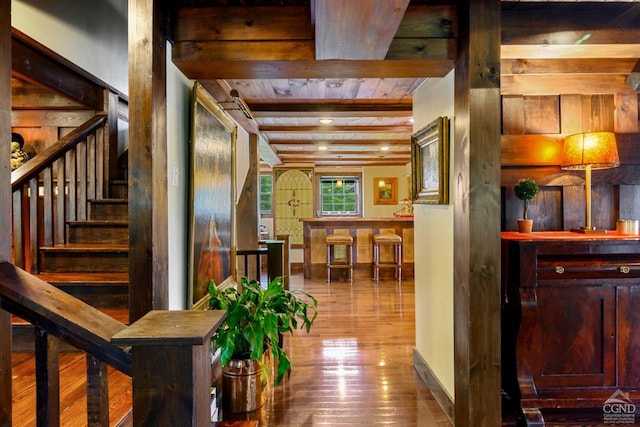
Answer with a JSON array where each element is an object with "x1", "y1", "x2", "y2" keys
[
  {"x1": 219, "y1": 89, "x2": 254, "y2": 120},
  {"x1": 336, "y1": 179, "x2": 343, "y2": 188},
  {"x1": 561, "y1": 131, "x2": 619, "y2": 233},
  {"x1": 378, "y1": 179, "x2": 386, "y2": 188}
]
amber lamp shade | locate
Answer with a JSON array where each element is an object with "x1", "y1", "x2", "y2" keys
[{"x1": 561, "y1": 132, "x2": 619, "y2": 232}]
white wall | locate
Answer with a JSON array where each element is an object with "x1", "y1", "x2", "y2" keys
[
  {"x1": 413, "y1": 70, "x2": 455, "y2": 399},
  {"x1": 166, "y1": 48, "x2": 192, "y2": 309},
  {"x1": 363, "y1": 165, "x2": 410, "y2": 217},
  {"x1": 12, "y1": 0, "x2": 128, "y2": 95}
]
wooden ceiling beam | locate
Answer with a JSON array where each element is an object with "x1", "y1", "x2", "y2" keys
[
  {"x1": 314, "y1": 0, "x2": 409, "y2": 60},
  {"x1": 260, "y1": 124, "x2": 413, "y2": 133},
  {"x1": 250, "y1": 102, "x2": 411, "y2": 111},
  {"x1": 173, "y1": 6, "x2": 313, "y2": 41},
  {"x1": 502, "y1": 2, "x2": 640, "y2": 45},
  {"x1": 269, "y1": 139, "x2": 409, "y2": 145},
  {"x1": 173, "y1": 58, "x2": 453, "y2": 79}
]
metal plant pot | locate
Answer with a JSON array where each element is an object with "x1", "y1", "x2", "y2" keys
[{"x1": 222, "y1": 358, "x2": 268, "y2": 413}]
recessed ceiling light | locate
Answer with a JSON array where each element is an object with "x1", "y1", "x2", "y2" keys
[
  {"x1": 288, "y1": 146, "x2": 305, "y2": 150},
  {"x1": 408, "y1": 117, "x2": 415, "y2": 124},
  {"x1": 380, "y1": 146, "x2": 390, "y2": 151},
  {"x1": 319, "y1": 118, "x2": 334, "y2": 124},
  {"x1": 318, "y1": 145, "x2": 328, "y2": 151}
]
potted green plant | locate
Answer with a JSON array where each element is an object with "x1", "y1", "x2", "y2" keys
[
  {"x1": 514, "y1": 178, "x2": 539, "y2": 233},
  {"x1": 207, "y1": 276, "x2": 317, "y2": 413}
]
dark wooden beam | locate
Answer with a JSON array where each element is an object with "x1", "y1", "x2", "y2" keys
[
  {"x1": 315, "y1": 0, "x2": 410, "y2": 60},
  {"x1": 250, "y1": 102, "x2": 412, "y2": 117},
  {"x1": 173, "y1": 6, "x2": 313, "y2": 41},
  {"x1": 173, "y1": 56, "x2": 454, "y2": 79},
  {"x1": 260, "y1": 124, "x2": 412, "y2": 133},
  {"x1": 454, "y1": 0, "x2": 502, "y2": 425},
  {"x1": 11, "y1": 30, "x2": 104, "y2": 110},
  {"x1": 128, "y1": 0, "x2": 169, "y2": 322},
  {"x1": 1, "y1": 1, "x2": 13, "y2": 425},
  {"x1": 270, "y1": 139, "x2": 410, "y2": 146},
  {"x1": 502, "y1": 2, "x2": 640, "y2": 45}
]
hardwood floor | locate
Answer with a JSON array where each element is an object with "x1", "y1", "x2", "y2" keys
[
  {"x1": 223, "y1": 273, "x2": 452, "y2": 426},
  {"x1": 11, "y1": 272, "x2": 451, "y2": 426}
]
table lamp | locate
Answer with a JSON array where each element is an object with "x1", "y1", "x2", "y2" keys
[{"x1": 561, "y1": 131, "x2": 619, "y2": 233}]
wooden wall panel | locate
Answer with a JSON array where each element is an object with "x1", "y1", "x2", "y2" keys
[
  {"x1": 620, "y1": 185, "x2": 640, "y2": 220},
  {"x1": 562, "y1": 186, "x2": 586, "y2": 230},
  {"x1": 501, "y1": 91, "x2": 640, "y2": 232},
  {"x1": 523, "y1": 96, "x2": 559, "y2": 134},
  {"x1": 560, "y1": 94, "x2": 582, "y2": 135},
  {"x1": 502, "y1": 96, "x2": 523, "y2": 134},
  {"x1": 584, "y1": 95, "x2": 615, "y2": 132},
  {"x1": 615, "y1": 93, "x2": 639, "y2": 133},
  {"x1": 591, "y1": 186, "x2": 619, "y2": 230}
]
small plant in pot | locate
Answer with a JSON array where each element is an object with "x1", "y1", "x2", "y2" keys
[
  {"x1": 207, "y1": 276, "x2": 317, "y2": 413},
  {"x1": 514, "y1": 178, "x2": 539, "y2": 233}
]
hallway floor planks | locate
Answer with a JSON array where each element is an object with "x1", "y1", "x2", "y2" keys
[
  {"x1": 223, "y1": 273, "x2": 452, "y2": 426},
  {"x1": 11, "y1": 273, "x2": 452, "y2": 426}
]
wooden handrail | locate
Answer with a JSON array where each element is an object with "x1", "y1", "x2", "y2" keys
[
  {"x1": 11, "y1": 114, "x2": 107, "y2": 189},
  {"x1": 10, "y1": 114, "x2": 110, "y2": 273},
  {"x1": 0, "y1": 262, "x2": 131, "y2": 426},
  {"x1": 0, "y1": 262, "x2": 131, "y2": 373}
]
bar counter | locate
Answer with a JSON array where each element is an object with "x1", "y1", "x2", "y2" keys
[{"x1": 300, "y1": 216, "x2": 414, "y2": 279}]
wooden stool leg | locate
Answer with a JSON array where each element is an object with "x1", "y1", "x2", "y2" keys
[
  {"x1": 348, "y1": 243, "x2": 353, "y2": 282},
  {"x1": 327, "y1": 244, "x2": 331, "y2": 283}
]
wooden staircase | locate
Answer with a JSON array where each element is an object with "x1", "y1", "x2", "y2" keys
[
  {"x1": 12, "y1": 180, "x2": 130, "y2": 353},
  {"x1": 39, "y1": 184, "x2": 129, "y2": 317}
]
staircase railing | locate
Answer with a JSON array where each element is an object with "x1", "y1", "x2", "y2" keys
[
  {"x1": 0, "y1": 261, "x2": 132, "y2": 426},
  {"x1": 11, "y1": 114, "x2": 109, "y2": 273}
]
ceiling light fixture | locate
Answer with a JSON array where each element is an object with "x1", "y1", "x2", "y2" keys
[
  {"x1": 318, "y1": 145, "x2": 328, "y2": 151},
  {"x1": 319, "y1": 118, "x2": 334, "y2": 125},
  {"x1": 380, "y1": 146, "x2": 389, "y2": 151}
]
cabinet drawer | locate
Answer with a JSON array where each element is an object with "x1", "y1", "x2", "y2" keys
[{"x1": 537, "y1": 255, "x2": 640, "y2": 280}]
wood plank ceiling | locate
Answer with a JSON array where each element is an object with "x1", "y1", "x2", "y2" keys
[
  {"x1": 15, "y1": 1, "x2": 639, "y2": 168},
  {"x1": 171, "y1": 0, "x2": 640, "y2": 167}
]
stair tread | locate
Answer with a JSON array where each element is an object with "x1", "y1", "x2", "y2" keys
[
  {"x1": 40, "y1": 243, "x2": 128, "y2": 252},
  {"x1": 67, "y1": 219, "x2": 128, "y2": 225},
  {"x1": 35, "y1": 272, "x2": 129, "y2": 283},
  {"x1": 89, "y1": 198, "x2": 127, "y2": 203},
  {"x1": 67, "y1": 219, "x2": 129, "y2": 227}
]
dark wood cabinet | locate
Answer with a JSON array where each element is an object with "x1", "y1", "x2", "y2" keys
[{"x1": 501, "y1": 232, "x2": 640, "y2": 425}]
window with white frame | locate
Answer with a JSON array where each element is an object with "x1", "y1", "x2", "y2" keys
[
  {"x1": 259, "y1": 174, "x2": 273, "y2": 214},
  {"x1": 318, "y1": 175, "x2": 360, "y2": 216}
]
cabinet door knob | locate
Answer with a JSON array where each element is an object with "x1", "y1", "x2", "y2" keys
[
  {"x1": 554, "y1": 266, "x2": 565, "y2": 274},
  {"x1": 619, "y1": 266, "x2": 631, "y2": 274}
]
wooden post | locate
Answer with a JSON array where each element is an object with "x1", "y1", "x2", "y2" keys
[
  {"x1": 0, "y1": 0, "x2": 12, "y2": 424},
  {"x1": 111, "y1": 310, "x2": 226, "y2": 426},
  {"x1": 34, "y1": 330, "x2": 60, "y2": 427},
  {"x1": 453, "y1": 0, "x2": 502, "y2": 425},
  {"x1": 128, "y1": 0, "x2": 169, "y2": 322}
]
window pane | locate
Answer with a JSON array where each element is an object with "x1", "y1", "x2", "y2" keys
[
  {"x1": 319, "y1": 176, "x2": 359, "y2": 215},
  {"x1": 260, "y1": 175, "x2": 272, "y2": 212}
]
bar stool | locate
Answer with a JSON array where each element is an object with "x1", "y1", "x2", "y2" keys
[
  {"x1": 372, "y1": 233, "x2": 402, "y2": 282},
  {"x1": 326, "y1": 234, "x2": 353, "y2": 282}
]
